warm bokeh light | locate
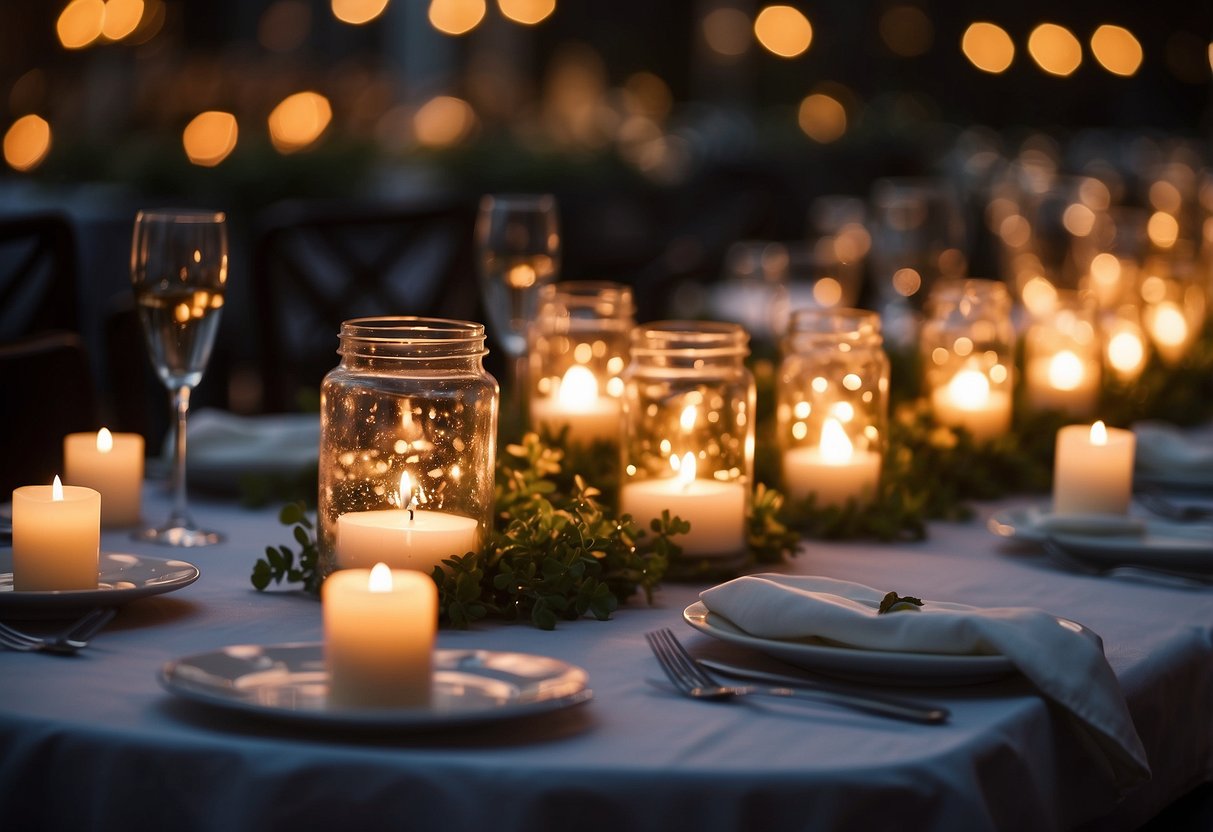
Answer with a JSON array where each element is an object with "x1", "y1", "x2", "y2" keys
[
  {"x1": 754, "y1": 5, "x2": 812, "y2": 59},
  {"x1": 1062, "y1": 203, "x2": 1095, "y2": 237},
  {"x1": 101, "y1": 0, "x2": 145, "y2": 41},
  {"x1": 128, "y1": 0, "x2": 164, "y2": 43},
  {"x1": 702, "y1": 7, "x2": 750, "y2": 57},
  {"x1": 413, "y1": 95, "x2": 476, "y2": 147},
  {"x1": 1047, "y1": 350, "x2": 1085, "y2": 391},
  {"x1": 879, "y1": 5, "x2": 932, "y2": 57},
  {"x1": 1146, "y1": 212, "x2": 1180, "y2": 248},
  {"x1": 1021, "y1": 275, "x2": 1059, "y2": 318},
  {"x1": 182, "y1": 111, "x2": 238, "y2": 167},
  {"x1": 57, "y1": 0, "x2": 105, "y2": 49},
  {"x1": 1107, "y1": 329, "x2": 1145, "y2": 377},
  {"x1": 498, "y1": 0, "x2": 555, "y2": 26},
  {"x1": 798, "y1": 93, "x2": 846, "y2": 143},
  {"x1": 3, "y1": 115, "x2": 52, "y2": 172},
  {"x1": 1090, "y1": 24, "x2": 1143, "y2": 76},
  {"x1": 1028, "y1": 23, "x2": 1082, "y2": 77},
  {"x1": 428, "y1": 0, "x2": 485, "y2": 35},
  {"x1": 962, "y1": 22, "x2": 1014, "y2": 73},
  {"x1": 267, "y1": 92, "x2": 332, "y2": 153},
  {"x1": 1149, "y1": 180, "x2": 1182, "y2": 214},
  {"x1": 332, "y1": 0, "x2": 389, "y2": 25}
]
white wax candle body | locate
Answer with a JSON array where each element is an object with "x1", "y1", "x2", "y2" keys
[
  {"x1": 1053, "y1": 425, "x2": 1136, "y2": 515},
  {"x1": 782, "y1": 447, "x2": 881, "y2": 509},
  {"x1": 619, "y1": 479, "x2": 747, "y2": 557},
  {"x1": 1026, "y1": 359, "x2": 1099, "y2": 417},
  {"x1": 323, "y1": 567, "x2": 437, "y2": 709},
  {"x1": 336, "y1": 509, "x2": 479, "y2": 572},
  {"x1": 529, "y1": 395, "x2": 620, "y2": 445},
  {"x1": 64, "y1": 432, "x2": 144, "y2": 526},
  {"x1": 12, "y1": 484, "x2": 100, "y2": 590},
  {"x1": 930, "y1": 388, "x2": 1012, "y2": 443}
]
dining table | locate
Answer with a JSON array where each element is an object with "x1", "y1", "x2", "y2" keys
[{"x1": 2, "y1": 480, "x2": 1212, "y2": 832}]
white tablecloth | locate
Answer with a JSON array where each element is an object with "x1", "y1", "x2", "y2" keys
[{"x1": 2, "y1": 487, "x2": 1212, "y2": 832}]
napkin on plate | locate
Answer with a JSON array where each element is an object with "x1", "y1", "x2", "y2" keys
[
  {"x1": 700, "y1": 574, "x2": 1150, "y2": 792},
  {"x1": 1133, "y1": 421, "x2": 1213, "y2": 486},
  {"x1": 183, "y1": 409, "x2": 319, "y2": 489}
]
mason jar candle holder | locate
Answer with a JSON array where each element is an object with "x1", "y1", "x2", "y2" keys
[
  {"x1": 1024, "y1": 291, "x2": 1101, "y2": 417},
  {"x1": 318, "y1": 317, "x2": 498, "y2": 579},
  {"x1": 921, "y1": 279, "x2": 1015, "y2": 443},
  {"x1": 527, "y1": 281, "x2": 634, "y2": 446},
  {"x1": 619, "y1": 321, "x2": 754, "y2": 575},
  {"x1": 777, "y1": 308, "x2": 888, "y2": 509}
]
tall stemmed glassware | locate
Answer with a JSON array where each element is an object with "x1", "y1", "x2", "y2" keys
[
  {"x1": 131, "y1": 209, "x2": 228, "y2": 546},
  {"x1": 475, "y1": 194, "x2": 560, "y2": 422}
]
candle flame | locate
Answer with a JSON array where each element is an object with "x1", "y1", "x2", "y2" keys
[
  {"x1": 556, "y1": 365, "x2": 599, "y2": 408},
  {"x1": 368, "y1": 562, "x2": 393, "y2": 593},
  {"x1": 1047, "y1": 350, "x2": 1085, "y2": 391},
  {"x1": 398, "y1": 471, "x2": 420, "y2": 515},
  {"x1": 97, "y1": 427, "x2": 114, "y2": 453},
  {"x1": 1090, "y1": 420, "x2": 1108, "y2": 446},
  {"x1": 1107, "y1": 331, "x2": 1145, "y2": 374},
  {"x1": 947, "y1": 368, "x2": 991, "y2": 410},
  {"x1": 52, "y1": 475, "x2": 63, "y2": 501},
  {"x1": 679, "y1": 405, "x2": 698, "y2": 433},
  {"x1": 1150, "y1": 302, "x2": 1189, "y2": 348},
  {"x1": 673, "y1": 452, "x2": 696, "y2": 490},
  {"x1": 819, "y1": 417, "x2": 854, "y2": 464}
]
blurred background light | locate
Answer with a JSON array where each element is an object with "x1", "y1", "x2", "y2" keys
[
  {"x1": 268, "y1": 92, "x2": 333, "y2": 153},
  {"x1": 1028, "y1": 23, "x2": 1083, "y2": 76},
  {"x1": 429, "y1": 0, "x2": 486, "y2": 36},
  {"x1": 798, "y1": 93, "x2": 846, "y2": 143},
  {"x1": 182, "y1": 111, "x2": 238, "y2": 167},
  {"x1": 1090, "y1": 24, "x2": 1143, "y2": 76},
  {"x1": 413, "y1": 95, "x2": 476, "y2": 147},
  {"x1": 3, "y1": 115, "x2": 52, "y2": 172},
  {"x1": 57, "y1": 0, "x2": 106, "y2": 50},
  {"x1": 753, "y1": 5, "x2": 812, "y2": 59},
  {"x1": 332, "y1": 0, "x2": 390, "y2": 26},
  {"x1": 702, "y1": 7, "x2": 751, "y2": 58},
  {"x1": 101, "y1": 0, "x2": 145, "y2": 42},
  {"x1": 962, "y1": 22, "x2": 1015, "y2": 73},
  {"x1": 498, "y1": 0, "x2": 556, "y2": 26}
]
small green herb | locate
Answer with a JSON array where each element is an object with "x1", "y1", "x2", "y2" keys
[
  {"x1": 877, "y1": 591, "x2": 924, "y2": 614},
  {"x1": 250, "y1": 501, "x2": 321, "y2": 595}
]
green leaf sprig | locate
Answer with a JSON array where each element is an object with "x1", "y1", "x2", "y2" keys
[
  {"x1": 877, "y1": 591, "x2": 924, "y2": 614},
  {"x1": 250, "y1": 502, "x2": 321, "y2": 595}
]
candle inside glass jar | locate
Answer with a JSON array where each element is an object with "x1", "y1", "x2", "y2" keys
[
  {"x1": 529, "y1": 364, "x2": 620, "y2": 445},
  {"x1": 929, "y1": 365, "x2": 1012, "y2": 443},
  {"x1": 783, "y1": 417, "x2": 881, "y2": 508},
  {"x1": 618, "y1": 453, "x2": 747, "y2": 558}
]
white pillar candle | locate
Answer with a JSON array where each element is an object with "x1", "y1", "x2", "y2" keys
[
  {"x1": 12, "y1": 476, "x2": 100, "y2": 591},
  {"x1": 1026, "y1": 351, "x2": 1099, "y2": 417},
  {"x1": 529, "y1": 365, "x2": 620, "y2": 444},
  {"x1": 783, "y1": 417, "x2": 881, "y2": 508},
  {"x1": 323, "y1": 563, "x2": 437, "y2": 709},
  {"x1": 1053, "y1": 421, "x2": 1135, "y2": 515},
  {"x1": 64, "y1": 428, "x2": 144, "y2": 527},
  {"x1": 930, "y1": 368, "x2": 1012, "y2": 443},
  {"x1": 336, "y1": 472, "x2": 479, "y2": 572},
  {"x1": 619, "y1": 453, "x2": 747, "y2": 557}
]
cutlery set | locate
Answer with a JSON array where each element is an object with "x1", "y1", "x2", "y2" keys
[{"x1": 0, "y1": 608, "x2": 115, "y2": 655}]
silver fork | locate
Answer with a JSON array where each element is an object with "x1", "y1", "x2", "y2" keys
[
  {"x1": 644, "y1": 628, "x2": 949, "y2": 724},
  {"x1": 0, "y1": 608, "x2": 116, "y2": 655}
]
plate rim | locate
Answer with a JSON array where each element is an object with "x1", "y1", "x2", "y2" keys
[
  {"x1": 159, "y1": 642, "x2": 593, "y2": 729},
  {"x1": 682, "y1": 600, "x2": 1014, "y2": 681},
  {"x1": 0, "y1": 551, "x2": 200, "y2": 611}
]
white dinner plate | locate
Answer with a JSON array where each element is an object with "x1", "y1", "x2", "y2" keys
[
  {"x1": 683, "y1": 601, "x2": 1015, "y2": 686},
  {"x1": 0, "y1": 551, "x2": 200, "y2": 618},
  {"x1": 159, "y1": 644, "x2": 593, "y2": 729},
  {"x1": 986, "y1": 506, "x2": 1150, "y2": 544},
  {"x1": 1048, "y1": 531, "x2": 1213, "y2": 573}
]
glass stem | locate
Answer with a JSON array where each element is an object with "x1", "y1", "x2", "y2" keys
[{"x1": 167, "y1": 385, "x2": 193, "y2": 529}]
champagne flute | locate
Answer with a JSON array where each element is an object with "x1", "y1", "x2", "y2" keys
[
  {"x1": 130, "y1": 209, "x2": 228, "y2": 546},
  {"x1": 475, "y1": 194, "x2": 560, "y2": 422}
]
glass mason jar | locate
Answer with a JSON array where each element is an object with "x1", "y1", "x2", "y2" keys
[
  {"x1": 921, "y1": 278, "x2": 1015, "y2": 443},
  {"x1": 527, "y1": 281, "x2": 634, "y2": 445},
  {"x1": 619, "y1": 321, "x2": 754, "y2": 571},
  {"x1": 777, "y1": 309, "x2": 888, "y2": 509},
  {"x1": 318, "y1": 317, "x2": 498, "y2": 579},
  {"x1": 1023, "y1": 289, "x2": 1101, "y2": 417}
]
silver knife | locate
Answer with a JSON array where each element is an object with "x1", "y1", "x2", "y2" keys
[{"x1": 699, "y1": 658, "x2": 950, "y2": 724}]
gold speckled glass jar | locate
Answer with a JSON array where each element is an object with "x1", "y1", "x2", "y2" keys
[
  {"x1": 619, "y1": 321, "x2": 754, "y2": 571},
  {"x1": 527, "y1": 281, "x2": 634, "y2": 446},
  {"x1": 318, "y1": 318, "x2": 498, "y2": 579}
]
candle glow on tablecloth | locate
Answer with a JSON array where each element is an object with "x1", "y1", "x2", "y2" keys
[
  {"x1": 323, "y1": 562, "x2": 437, "y2": 709},
  {"x1": 529, "y1": 364, "x2": 620, "y2": 444},
  {"x1": 619, "y1": 453, "x2": 747, "y2": 558},
  {"x1": 64, "y1": 428, "x2": 144, "y2": 527},
  {"x1": 783, "y1": 417, "x2": 881, "y2": 508},
  {"x1": 12, "y1": 475, "x2": 100, "y2": 591},
  {"x1": 1053, "y1": 420, "x2": 1136, "y2": 515}
]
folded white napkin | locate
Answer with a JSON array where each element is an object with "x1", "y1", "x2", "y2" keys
[
  {"x1": 185, "y1": 409, "x2": 319, "y2": 483},
  {"x1": 700, "y1": 574, "x2": 1150, "y2": 792},
  {"x1": 1134, "y1": 421, "x2": 1213, "y2": 484}
]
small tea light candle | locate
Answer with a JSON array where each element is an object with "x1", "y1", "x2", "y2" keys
[
  {"x1": 323, "y1": 562, "x2": 437, "y2": 709},
  {"x1": 64, "y1": 428, "x2": 144, "y2": 527},
  {"x1": 12, "y1": 476, "x2": 100, "y2": 591},
  {"x1": 1053, "y1": 421, "x2": 1135, "y2": 515},
  {"x1": 530, "y1": 364, "x2": 620, "y2": 445},
  {"x1": 1027, "y1": 350, "x2": 1100, "y2": 417},
  {"x1": 783, "y1": 417, "x2": 881, "y2": 508},
  {"x1": 619, "y1": 453, "x2": 747, "y2": 558},
  {"x1": 930, "y1": 367, "x2": 1012, "y2": 443},
  {"x1": 336, "y1": 472, "x2": 479, "y2": 572}
]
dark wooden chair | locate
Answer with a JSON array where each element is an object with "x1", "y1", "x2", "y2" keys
[{"x1": 251, "y1": 198, "x2": 480, "y2": 412}]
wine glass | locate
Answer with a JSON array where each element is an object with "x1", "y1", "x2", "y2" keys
[
  {"x1": 130, "y1": 209, "x2": 228, "y2": 546},
  {"x1": 475, "y1": 194, "x2": 560, "y2": 421}
]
